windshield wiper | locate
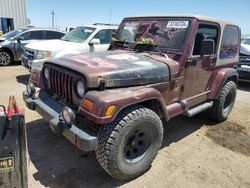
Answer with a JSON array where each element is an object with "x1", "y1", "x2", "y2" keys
[
  {"x1": 134, "y1": 43, "x2": 167, "y2": 58},
  {"x1": 112, "y1": 40, "x2": 133, "y2": 51}
]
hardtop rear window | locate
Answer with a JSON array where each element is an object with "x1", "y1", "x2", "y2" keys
[{"x1": 219, "y1": 25, "x2": 240, "y2": 59}]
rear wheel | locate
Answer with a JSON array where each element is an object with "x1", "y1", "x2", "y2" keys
[
  {"x1": 208, "y1": 81, "x2": 236, "y2": 122},
  {"x1": 0, "y1": 50, "x2": 13, "y2": 66},
  {"x1": 96, "y1": 105, "x2": 163, "y2": 180}
]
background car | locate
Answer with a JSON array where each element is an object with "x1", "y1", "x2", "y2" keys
[
  {"x1": 22, "y1": 24, "x2": 118, "y2": 70},
  {"x1": 240, "y1": 38, "x2": 250, "y2": 56},
  {"x1": 235, "y1": 38, "x2": 250, "y2": 82},
  {"x1": 0, "y1": 28, "x2": 65, "y2": 66}
]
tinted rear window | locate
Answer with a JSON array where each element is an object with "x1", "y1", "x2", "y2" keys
[
  {"x1": 45, "y1": 31, "x2": 65, "y2": 39},
  {"x1": 219, "y1": 25, "x2": 240, "y2": 59}
]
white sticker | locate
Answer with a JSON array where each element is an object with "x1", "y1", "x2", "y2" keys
[
  {"x1": 107, "y1": 54, "x2": 139, "y2": 61},
  {"x1": 167, "y1": 21, "x2": 189, "y2": 28}
]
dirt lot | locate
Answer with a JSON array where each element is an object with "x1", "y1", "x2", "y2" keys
[{"x1": 0, "y1": 64, "x2": 250, "y2": 188}]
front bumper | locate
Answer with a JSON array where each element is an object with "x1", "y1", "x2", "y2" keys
[
  {"x1": 21, "y1": 55, "x2": 32, "y2": 70},
  {"x1": 23, "y1": 90, "x2": 98, "y2": 152},
  {"x1": 237, "y1": 63, "x2": 250, "y2": 82}
]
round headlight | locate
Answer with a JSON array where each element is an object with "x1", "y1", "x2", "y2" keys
[
  {"x1": 44, "y1": 67, "x2": 49, "y2": 80},
  {"x1": 76, "y1": 80, "x2": 85, "y2": 98},
  {"x1": 62, "y1": 107, "x2": 75, "y2": 125}
]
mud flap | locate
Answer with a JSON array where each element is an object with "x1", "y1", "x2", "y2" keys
[{"x1": 0, "y1": 96, "x2": 28, "y2": 188}]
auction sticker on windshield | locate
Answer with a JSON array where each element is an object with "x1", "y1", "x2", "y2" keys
[
  {"x1": 167, "y1": 21, "x2": 189, "y2": 28},
  {"x1": 0, "y1": 157, "x2": 14, "y2": 172}
]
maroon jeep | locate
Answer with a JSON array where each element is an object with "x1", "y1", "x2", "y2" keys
[{"x1": 23, "y1": 15, "x2": 240, "y2": 180}]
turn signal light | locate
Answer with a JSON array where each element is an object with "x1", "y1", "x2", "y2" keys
[
  {"x1": 105, "y1": 105, "x2": 116, "y2": 117},
  {"x1": 82, "y1": 99, "x2": 94, "y2": 111}
]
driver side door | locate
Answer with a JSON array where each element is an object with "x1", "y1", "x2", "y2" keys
[{"x1": 182, "y1": 22, "x2": 219, "y2": 105}]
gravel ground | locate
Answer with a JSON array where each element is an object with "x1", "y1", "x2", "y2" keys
[{"x1": 0, "y1": 64, "x2": 250, "y2": 188}]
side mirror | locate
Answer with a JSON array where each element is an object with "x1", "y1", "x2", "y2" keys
[
  {"x1": 200, "y1": 39, "x2": 215, "y2": 57},
  {"x1": 89, "y1": 38, "x2": 100, "y2": 45},
  {"x1": 16, "y1": 36, "x2": 24, "y2": 43}
]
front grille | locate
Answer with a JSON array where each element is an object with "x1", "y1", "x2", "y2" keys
[
  {"x1": 25, "y1": 48, "x2": 36, "y2": 60},
  {"x1": 44, "y1": 64, "x2": 85, "y2": 108},
  {"x1": 49, "y1": 68, "x2": 74, "y2": 104}
]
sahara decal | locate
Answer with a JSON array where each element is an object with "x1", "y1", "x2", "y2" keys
[{"x1": 107, "y1": 54, "x2": 140, "y2": 61}]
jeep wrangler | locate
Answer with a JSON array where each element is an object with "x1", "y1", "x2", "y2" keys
[{"x1": 23, "y1": 15, "x2": 240, "y2": 180}]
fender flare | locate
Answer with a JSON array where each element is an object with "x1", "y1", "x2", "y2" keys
[
  {"x1": 208, "y1": 67, "x2": 238, "y2": 99},
  {"x1": 78, "y1": 87, "x2": 168, "y2": 124}
]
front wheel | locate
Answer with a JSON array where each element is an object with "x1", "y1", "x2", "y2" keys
[
  {"x1": 208, "y1": 81, "x2": 236, "y2": 122},
  {"x1": 0, "y1": 50, "x2": 13, "y2": 66},
  {"x1": 96, "y1": 105, "x2": 163, "y2": 180}
]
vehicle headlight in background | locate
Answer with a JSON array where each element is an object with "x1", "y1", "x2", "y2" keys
[
  {"x1": 44, "y1": 67, "x2": 49, "y2": 80},
  {"x1": 36, "y1": 50, "x2": 52, "y2": 60},
  {"x1": 76, "y1": 80, "x2": 85, "y2": 98}
]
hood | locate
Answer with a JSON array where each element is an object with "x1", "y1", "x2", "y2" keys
[
  {"x1": 46, "y1": 50, "x2": 174, "y2": 88},
  {"x1": 25, "y1": 39, "x2": 82, "y2": 52},
  {"x1": 0, "y1": 39, "x2": 12, "y2": 47},
  {"x1": 240, "y1": 44, "x2": 250, "y2": 56}
]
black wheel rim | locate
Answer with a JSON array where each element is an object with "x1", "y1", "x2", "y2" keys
[
  {"x1": 123, "y1": 128, "x2": 151, "y2": 163},
  {"x1": 223, "y1": 92, "x2": 232, "y2": 112}
]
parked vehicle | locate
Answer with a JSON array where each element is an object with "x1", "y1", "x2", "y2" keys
[
  {"x1": 240, "y1": 38, "x2": 250, "y2": 56},
  {"x1": 23, "y1": 15, "x2": 240, "y2": 180},
  {"x1": 0, "y1": 28, "x2": 65, "y2": 66},
  {"x1": 65, "y1": 26, "x2": 74, "y2": 32},
  {"x1": 22, "y1": 24, "x2": 118, "y2": 70},
  {"x1": 236, "y1": 56, "x2": 250, "y2": 82},
  {"x1": 234, "y1": 38, "x2": 250, "y2": 82}
]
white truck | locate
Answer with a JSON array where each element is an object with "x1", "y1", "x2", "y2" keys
[{"x1": 22, "y1": 24, "x2": 118, "y2": 70}]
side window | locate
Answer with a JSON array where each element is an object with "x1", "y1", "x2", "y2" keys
[
  {"x1": 21, "y1": 31, "x2": 43, "y2": 40},
  {"x1": 93, "y1": 29, "x2": 113, "y2": 44},
  {"x1": 193, "y1": 24, "x2": 219, "y2": 55},
  {"x1": 20, "y1": 32, "x2": 31, "y2": 40},
  {"x1": 219, "y1": 25, "x2": 239, "y2": 59},
  {"x1": 45, "y1": 31, "x2": 64, "y2": 39}
]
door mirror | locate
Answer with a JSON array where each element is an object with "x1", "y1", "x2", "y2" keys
[
  {"x1": 200, "y1": 39, "x2": 215, "y2": 57},
  {"x1": 16, "y1": 36, "x2": 24, "y2": 43},
  {"x1": 89, "y1": 38, "x2": 100, "y2": 45}
]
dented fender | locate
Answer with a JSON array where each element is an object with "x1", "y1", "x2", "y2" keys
[
  {"x1": 208, "y1": 67, "x2": 238, "y2": 99},
  {"x1": 78, "y1": 87, "x2": 167, "y2": 124}
]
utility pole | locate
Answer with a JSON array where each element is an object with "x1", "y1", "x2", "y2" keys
[{"x1": 51, "y1": 10, "x2": 55, "y2": 28}]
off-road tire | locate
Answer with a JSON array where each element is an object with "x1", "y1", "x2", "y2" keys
[
  {"x1": 0, "y1": 50, "x2": 13, "y2": 66},
  {"x1": 208, "y1": 81, "x2": 236, "y2": 122},
  {"x1": 95, "y1": 105, "x2": 163, "y2": 180}
]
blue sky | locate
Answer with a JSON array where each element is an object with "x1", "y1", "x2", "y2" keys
[{"x1": 27, "y1": 0, "x2": 250, "y2": 34}]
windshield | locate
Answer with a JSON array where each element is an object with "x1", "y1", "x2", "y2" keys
[
  {"x1": 61, "y1": 26, "x2": 95, "y2": 43},
  {"x1": 116, "y1": 19, "x2": 191, "y2": 50},
  {"x1": 1, "y1": 29, "x2": 27, "y2": 39},
  {"x1": 242, "y1": 39, "x2": 250, "y2": 45}
]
